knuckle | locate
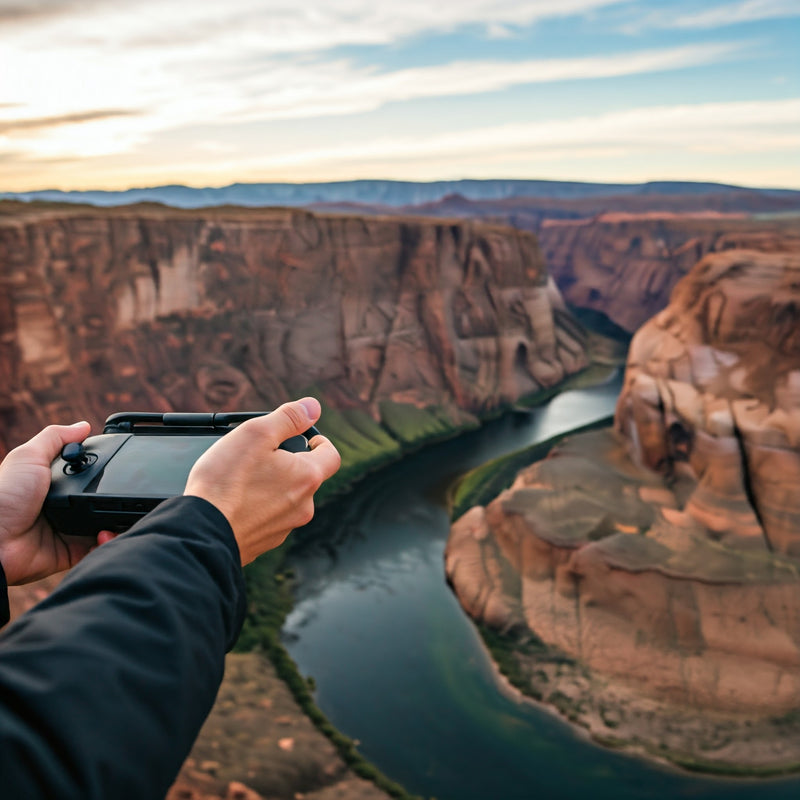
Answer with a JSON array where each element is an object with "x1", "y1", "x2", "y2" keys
[
  {"x1": 297, "y1": 501, "x2": 315, "y2": 527},
  {"x1": 279, "y1": 403, "x2": 306, "y2": 434}
]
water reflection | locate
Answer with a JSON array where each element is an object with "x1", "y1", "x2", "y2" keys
[{"x1": 282, "y1": 374, "x2": 800, "y2": 800}]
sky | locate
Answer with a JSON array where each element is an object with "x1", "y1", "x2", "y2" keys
[{"x1": 1, "y1": 0, "x2": 799, "y2": 191}]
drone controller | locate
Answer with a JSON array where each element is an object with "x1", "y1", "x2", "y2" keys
[{"x1": 44, "y1": 411, "x2": 320, "y2": 536}]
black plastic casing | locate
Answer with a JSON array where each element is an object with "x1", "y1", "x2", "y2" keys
[{"x1": 44, "y1": 412, "x2": 319, "y2": 537}]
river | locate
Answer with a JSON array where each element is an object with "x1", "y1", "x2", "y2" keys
[{"x1": 282, "y1": 374, "x2": 800, "y2": 800}]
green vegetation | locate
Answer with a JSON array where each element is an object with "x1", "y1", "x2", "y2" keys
[
  {"x1": 450, "y1": 415, "x2": 614, "y2": 520},
  {"x1": 234, "y1": 372, "x2": 615, "y2": 797},
  {"x1": 477, "y1": 624, "x2": 546, "y2": 700},
  {"x1": 312, "y1": 399, "x2": 403, "y2": 502},
  {"x1": 378, "y1": 400, "x2": 478, "y2": 448}
]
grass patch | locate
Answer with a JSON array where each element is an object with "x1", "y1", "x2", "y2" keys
[
  {"x1": 378, "y1": 400, "x2": 478, "y2": 449},
  {"x1": 450, "y1": 415, "x2": 614, "y2": 520},
  {"x1": 477, "y1": 624, "x2": 546, "y2": 699},
  {"x1": 313, "y1": 399, "x2": 403, "y2": 502}
]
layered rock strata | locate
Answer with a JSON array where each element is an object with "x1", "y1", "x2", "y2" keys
[
  {"x1": 538, "y1": 215, "x2": 800, "y2": 334},
  {"x1": 446, "y1": 246, "x2": 800, "y2": 769},
  {"x1": 0, "y1": 204, "x2": 587, "y2": 456}
]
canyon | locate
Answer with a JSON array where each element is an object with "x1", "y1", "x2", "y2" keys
[
  {"x1": 4, "y1": 196, "x2": 800, "y2": 789},
  {"x1": 0, "y1": 201, "x2": 588, "y2": 800},
  {"x1": 0, "y1": 203, "x2": 587, "y2": 464},
  {"x1": 446, "y1": 242, "x2": 800, "y2": 771}
]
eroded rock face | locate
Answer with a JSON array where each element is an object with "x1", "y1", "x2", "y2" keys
[
  {"x1": 538, "y1": 215, "x2": 800, "y2": 334},
  {"x1": 616, "y1": 248, "x2": 800, "y2": 558},
  {"x1": 446, "y1": 245, "x2": 800, "y2": 768},
  {"x1": 0, "y1": 206, "x2": 587, "y2": 455}
]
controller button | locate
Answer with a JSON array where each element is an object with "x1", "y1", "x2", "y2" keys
[
  {"x1": 62, "y1": 442, "x2": 87, "y2": 465},
  {"x1": 61, "y1": 444, "x2": 97, "y2": 474},
  {"x1": 280, "y1": 434, "x2": 309, "y2": 453}
]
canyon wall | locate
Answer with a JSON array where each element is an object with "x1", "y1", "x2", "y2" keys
[
  {"x1": 446, "y1": 243, "x2": 800, "y2": 769},
  {"x1": 0, "y1": 204, "x2": 587, "y2": 459},
  {"x1": 537, "y1": 215, "x2": 800, "y2": 334}
]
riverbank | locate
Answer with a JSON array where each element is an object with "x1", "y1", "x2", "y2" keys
[
  {"x1": 182, "y1": 363, "x2": 626, "y2": 800},
  {"x1": 475, "y1": 613, "x2": 800, "y2": 778},
  {"x1": 447, "y1": 424, "x2": 800, "y2": 778}
]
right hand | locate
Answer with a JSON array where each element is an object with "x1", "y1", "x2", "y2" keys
[{"x1": 183, "y1": 398, "x2": 340, "y2": 565}]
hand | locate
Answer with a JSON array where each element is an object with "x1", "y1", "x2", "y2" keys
[
  {"x1": 184, "y1": 398, "x2": 341, "y2": 565},
  {"x1": 0, "y1": 423, "x2": 114, "y2": 585}
]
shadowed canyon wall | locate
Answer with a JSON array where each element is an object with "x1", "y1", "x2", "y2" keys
[
  {"x1": 537, "y1": 215, "x2": 800, "y2": 334},
  {"x1": 446, "y1": 242, "x2": 800, "y2": 770},
  {"x1": 0, "y1": 204, "x2": 588, "y2": 459}
]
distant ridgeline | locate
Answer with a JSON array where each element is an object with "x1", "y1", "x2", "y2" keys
[{"x1": 4, "y1": 178, "x2": 800, "y2": 210}]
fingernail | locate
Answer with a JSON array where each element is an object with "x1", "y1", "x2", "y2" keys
[{"x1": 299, "y1": 397, "x2": 319, "y2": 420}]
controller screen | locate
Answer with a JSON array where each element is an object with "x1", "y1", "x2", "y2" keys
[{"x1": 93, "y1": 435, "x2": 218, "y2": 496}]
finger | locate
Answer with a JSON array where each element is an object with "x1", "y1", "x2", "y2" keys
[
  {"x1": 242, "y1": 398, "x2": 320, "y2": 451},
  {"x1": 96, "y1": 531, "x2": 118, "y2": 546},
  {"x1": 307, "y1": 436, "x2": 342, "y2": 481},
  {"x1": 11, "y1": 421, "x2": 91, "y2": 464},
  {"x1": 65, "y1": 537, "x2": 95, "y2": 567}
]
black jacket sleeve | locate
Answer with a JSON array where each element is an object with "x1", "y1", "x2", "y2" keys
[{"x1": 0, "y1": 495, "x2": 246, "y2": 800}]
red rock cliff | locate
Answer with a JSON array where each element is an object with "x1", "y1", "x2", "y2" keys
[
  {"x1": 538, "y1": 215, "x2": 800, "y2": 334},
  {"x1": 0, "y1": 204, "x2": 587, "y2": 455},
  {"x1": 446, "y1": 243, "x2": 800, "y2": 770}
]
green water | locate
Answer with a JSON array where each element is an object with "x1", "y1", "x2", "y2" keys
[{"x1": 282, "y1": 375, "x2": 800, "y2": 800}]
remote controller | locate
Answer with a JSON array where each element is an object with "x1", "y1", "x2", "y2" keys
[{"x1": 44, "y1": 411, "x2": 320, "y2": 536}]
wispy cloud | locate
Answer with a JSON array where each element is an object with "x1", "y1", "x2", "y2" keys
[
  {"x1": 0, "y1": 109, "x2": 136, "y2": 135},
  {"x1": 0, "y1": 0, "x2": 96, "y2": 25},
  {"x1": 1, "y1": 0, "x2": 796, "y2": 190},
  {"x1": 675, "y1": 0, "x2": 800, "y2": 28},
  {"x1": 234, "y1": 98, "x2": 800, "y2": 172},
  {"x1": 631, "y1": 0, "x2": 800, "y2": 31},
  {"x1": 2, "y1": 0, "x2": 628, "y2": 53},
  {"x1": 0, "y1": 39, "x2": 746, "y2": 161}
]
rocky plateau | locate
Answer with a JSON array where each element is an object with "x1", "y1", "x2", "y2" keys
[{"x1": 446, "y1": 242, "x2": 800, "y2": 771}]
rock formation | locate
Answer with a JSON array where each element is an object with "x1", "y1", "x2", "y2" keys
[
  {"x1": 537, "y1": 215, "x2": 800, "y2": 334},
  {"x1": 0, "y1": 203, "x2": 587, "y2": 457},
  {"x1": 446, "y1": 244, "x2": 800, "y2": 770}
]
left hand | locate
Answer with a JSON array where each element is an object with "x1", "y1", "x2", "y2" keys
[{"x1": 0, "y1": 422, "x2": 113, "y2": 585}]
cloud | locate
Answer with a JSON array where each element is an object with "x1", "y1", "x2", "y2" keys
[
  {"x1": 3, "y1": 0, "x2": 628, "y2": 52},
  {"x1": 0, "y1": 38, "x2": 745, "y2": 162},
  {"x1": 674, "y1": 0, "x2": 800, "y2": 28},
  {"x1": 0, "y1": 109, "x2": 137, "y2": 135},
  {"x1": 242, "y1": 97, "x2": 800, "y2": 171},
  {"x1": 632, "y1": 0, "x2": 800, "y2": 31},
  {"x1": 0, "y1": 0, "x2": 102, "y2": 25},
  {"x1": 236, "y1": 42, "x2": 744, "y2": 121}
]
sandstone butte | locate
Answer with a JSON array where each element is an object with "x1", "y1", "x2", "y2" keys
[
  {"x1": 0, "y1": 203, "x2": 587, "y2": 460},
  {"x1": 446, "y1": 243, "x2": 800, "y2": 773}
]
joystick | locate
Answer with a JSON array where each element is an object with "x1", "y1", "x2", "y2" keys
[{"x1": 61, "y1": 442, "x2": 89, "y2": 471}]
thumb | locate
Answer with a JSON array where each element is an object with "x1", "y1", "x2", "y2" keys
[
  {"x1": 240, "y1": 398, "x2": 320, "y2": 451},
  {"x1": 12, "y1": 421, "x2": 91, "y2": 465}
]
